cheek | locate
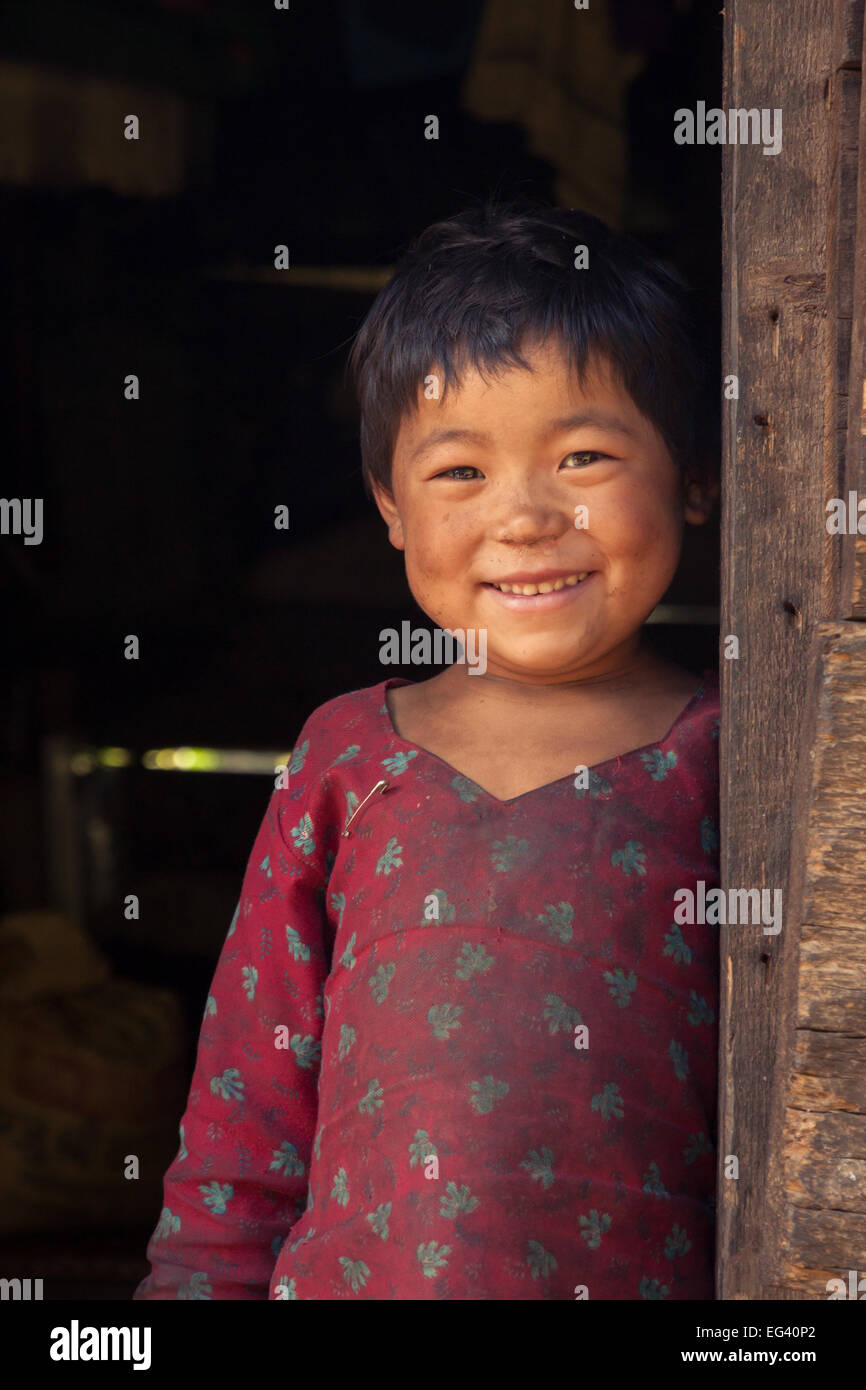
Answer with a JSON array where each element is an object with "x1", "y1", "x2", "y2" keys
[
  {"x1": 405, "y1": 512, "x2": 467, "y2": 577},
  {"x1": 601, "y1": 478, "x2": 682, "y2": 556},
  {"x1": 405, "y1": 536, "x2": 442, "y2": 581}
]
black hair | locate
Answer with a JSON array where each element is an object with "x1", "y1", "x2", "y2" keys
[{"x1": 347, "y1": 195, "x2": 718, "y2": 498}]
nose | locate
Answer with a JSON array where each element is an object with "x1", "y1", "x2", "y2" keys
[{"x1": 492, "y1": 492, "x2": 573, "y2": 547}]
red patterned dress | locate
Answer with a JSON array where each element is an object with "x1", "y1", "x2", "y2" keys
[{"x1": 134, "y1": 669, "x2": 720, "y2": 1301}]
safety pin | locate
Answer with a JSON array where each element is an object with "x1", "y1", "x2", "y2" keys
[{"x1": 341, "y1": 779, "x2": 389, "y2": 837}]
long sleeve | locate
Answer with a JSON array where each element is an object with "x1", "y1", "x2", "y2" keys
[{"x1": 133, "y1": 781, "x2": 330, "y2": 1300}]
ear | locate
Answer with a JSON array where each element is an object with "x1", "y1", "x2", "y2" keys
[
  {"x1": 682, "y1": 469, "x2": 719, "y2": 526},
  {"x1": 371, "y1": 481, "x2": 406, "y2": 551}
]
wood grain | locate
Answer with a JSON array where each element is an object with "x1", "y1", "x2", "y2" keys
[
  {"x1": 717, "y1": 2, "x2": 861, "y2": 1301},
  {"x1": 778, "y1": 626, "x2": 866, "y2": 1291}
]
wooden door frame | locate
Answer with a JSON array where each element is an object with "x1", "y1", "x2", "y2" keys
[{"x1": 720, "y1": 0, "x2": 866, "y2": 1299}]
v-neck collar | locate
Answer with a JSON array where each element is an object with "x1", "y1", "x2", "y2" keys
[{"x1": 378, "y1": 671, "x2": 713, "y2": 808}]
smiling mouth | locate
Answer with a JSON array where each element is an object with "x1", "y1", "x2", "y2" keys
[{"x1": 484, "y1": 571, "x2": 592, "y2": 596}]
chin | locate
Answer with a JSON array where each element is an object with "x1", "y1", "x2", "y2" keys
[{"x1": 491, "y1": 648, "x2": 588, "y2": 677}]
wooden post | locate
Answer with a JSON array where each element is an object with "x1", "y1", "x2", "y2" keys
[{"x1": 720, "y1": 0, "x2": 866, "y2": 1299}]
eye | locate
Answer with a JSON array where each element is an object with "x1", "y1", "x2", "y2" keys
[
  {"x1": 434, "y1": 466, "x2": 483, "y2": 480},
  {"x1": 561, "y1": 450, "x2": 605, "y2": 468}
]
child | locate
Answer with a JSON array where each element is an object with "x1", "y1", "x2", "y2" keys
[{"x1": 134, "y1": 198, "x2": 720, "y2": 1301}]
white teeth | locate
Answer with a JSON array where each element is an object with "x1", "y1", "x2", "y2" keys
[{"x1": 492, "y1": 571, "x2": 590, "y2": 594}]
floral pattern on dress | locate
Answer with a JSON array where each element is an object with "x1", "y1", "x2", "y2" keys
[{"x1": 134, "y1": 670, "x2": 720, "y2": 1301}]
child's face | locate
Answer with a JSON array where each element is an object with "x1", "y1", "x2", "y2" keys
[{"x1": 374, "y1": 337, "x2": 715, "y2": 683}]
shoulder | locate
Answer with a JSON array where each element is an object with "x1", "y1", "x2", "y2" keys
[
  {"x1": 281, "y1": 676, "x2": 409, "y2": 794},
  {"x1": 271, "y1": 679, "x2": 396, "y2": 864},
  {"x1": 697, "y1": 666, "x2": 720, "y2": 717},
  {"x1": 653, "y1": 658, "x2": 718, "y2": 712},
  {"x1": 680, "y1": 667, "x2": 720, "y2": 757}
]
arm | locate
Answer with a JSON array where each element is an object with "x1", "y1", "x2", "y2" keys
[{"x1": 133, "y1": 783, "x2": 329, "y2": 1300}]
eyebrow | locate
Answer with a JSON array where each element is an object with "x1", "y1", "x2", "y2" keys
[
  {"x1": 407, "y1": 411, "x2": 640, "y2": 463},
  {"x1": 546, "y1": 411, "x2": 640, "y2": 440},
  {"x1": 407, "y1": 427, "x2": 488, "y2": 462}
]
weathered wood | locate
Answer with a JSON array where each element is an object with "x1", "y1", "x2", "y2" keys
[
  {"x1": 720, "y1": 0, "x2": 842, "y2": 1300},
  {"x1": 798, "y1": 625, "x2": 866, "y2": 1030},
  {"x1": 842, "y1": 3, "x2": 866, "y2": 611},
  {"x1": 834, "y1": 0, "x2": 865, "y2": 69},
  {"x1": 775, "y1": 625, "x2": 866, "y2": 1293},
  {"x1": 827, "y1": 0, "x2": 861, "y2": 615},
  {"x1": 789, "y1": 1031, "x2": 866, "y2": 1112},
  {"x1": 828, "y1": 68, "x2": 860, "y2": 456},
  {"x1": 783, "y1": 1111, "x2": 866, "y2": 1211},
  {"x1": 781, "y1": 1207, "x2": 866, "y2": 1291}
]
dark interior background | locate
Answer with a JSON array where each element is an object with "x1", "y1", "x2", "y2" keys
[{"x1": 0, "y1": 0, "x2": 721, "y2": 1297}]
